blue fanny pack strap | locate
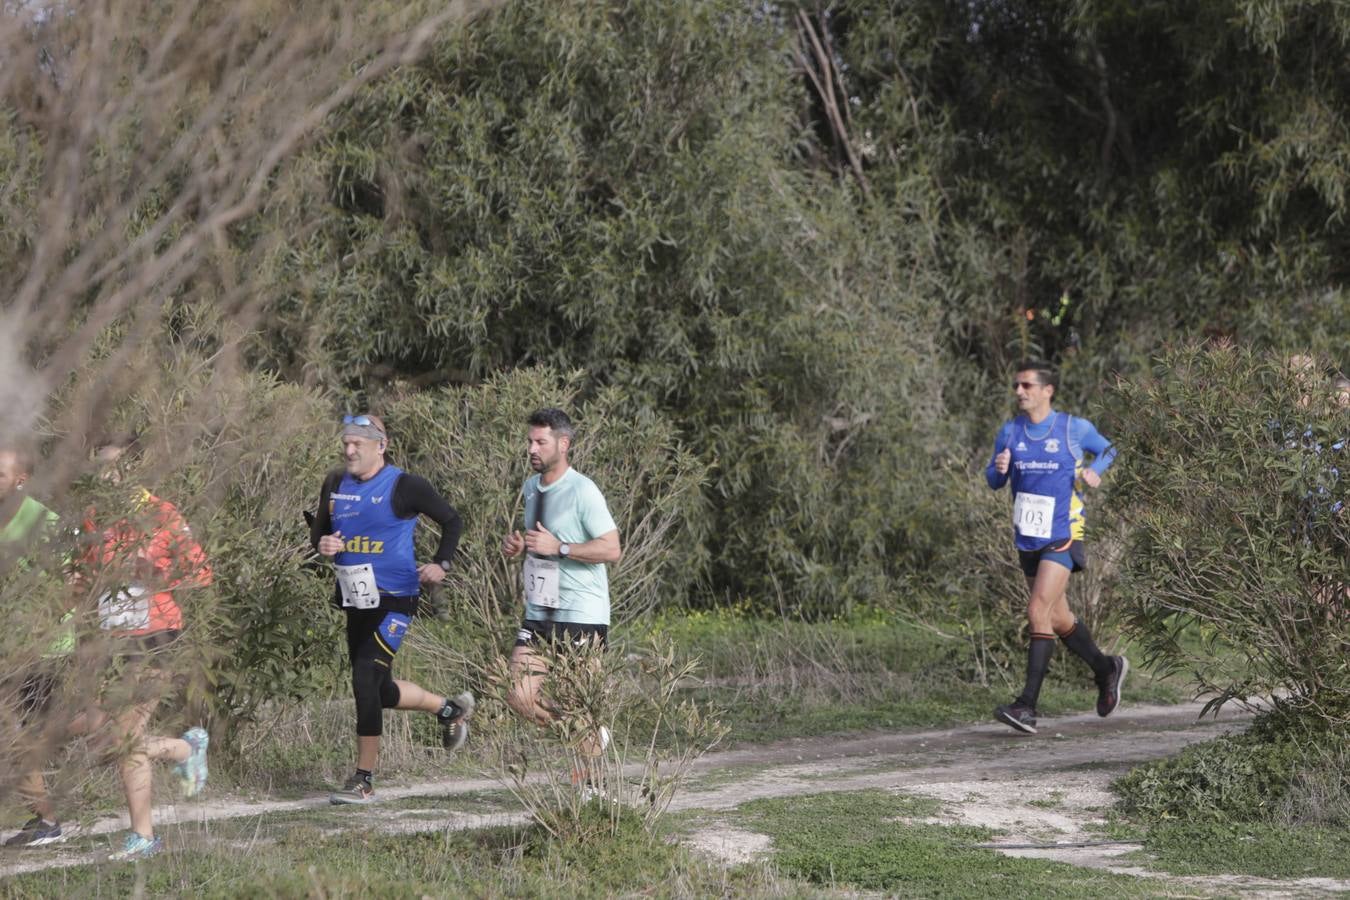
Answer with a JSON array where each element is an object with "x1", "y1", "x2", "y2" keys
[{"x1": 377, "y1": 612, "x2": 412, "y2": 654}]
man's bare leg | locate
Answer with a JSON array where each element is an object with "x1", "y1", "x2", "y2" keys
[
  {"x1": 506, "y1": 645, "x2": 557, "y2": 727},
  {"x1": 113, "y1": 701, "x2": 188, "y2": 839}
]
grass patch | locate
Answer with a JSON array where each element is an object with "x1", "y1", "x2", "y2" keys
[
  {"x1": 1111, "y1": 712, "x2": 1350, "y2": 880},
  {"x1": 1138, "y1": 821, "x2": 1350, "y2": 880},
  {"x1": 734, "y1": 789, "x2": 1153, "y2": 898},
  {"x1": 648, "y1": 607, "x2": 1186, "y2": 745},
  {"x1": 2, "y1": 806, "x2": 789, "y2": 898},
  {"x1": 1027, "y1": 791, "x2": 1064, "y2": 809}
]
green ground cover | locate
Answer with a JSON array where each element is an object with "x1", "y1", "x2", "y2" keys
[
  {"x1": 1, "y1": 608, "x2": 1189, "y2": 828},
  {"x1": 649, "y1": 607, "x2": 1186, "y2": 745},
  {"x1": 1137, "y1": 822, "x2": 1350, "y2": 881},
  {"x1": 0, "y1": 809, "x2": 794, "y2": 899},
  {"x1": 1111, "y1": 718, "x2": 1350, "y2": 882},
  {"x1": 732, "y1": 789, "x2": 1155, "y2": 898},
  {"x1": 0, "y1": 609, "x2": 1217, "y2": 897}
]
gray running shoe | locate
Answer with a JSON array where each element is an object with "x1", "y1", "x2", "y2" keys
[
  {"x1": 994, "y1": 702, "x2": 1038, "y2": 734},
  {"x1": 329, "y1": 773, "x2": 374, "y2": 805},
  {"x1": 4, "y1": 816, "x2": 64, "y2": 847},
  {"x1": 1096, "y1": 655, "x2": 1129, "y2": 717},
  {"x1": 439, "y1": 691, "x2": 475, "y2": 751}
]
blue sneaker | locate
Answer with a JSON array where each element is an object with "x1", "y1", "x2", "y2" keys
[
  {"x1": 3, "y1": 816, "x2": 64, "y2": 847},
  {"x1": 108, "y1": 831, "x2": 163, "y2": 861},
  {"x1": 173, "y1": 726, "x2": 209, "y2": 797}
]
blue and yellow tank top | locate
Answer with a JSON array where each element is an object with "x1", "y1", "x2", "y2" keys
[{"x1": 330, "y1": 465, "x2": 419, "y2": 597}]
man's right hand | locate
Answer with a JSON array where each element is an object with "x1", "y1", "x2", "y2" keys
[
  {"x1": 502, "y1": 530, "x2": 525, "y2": 558},
  {"x1": 318, "y1": 531, "x2": 345, "y2": 557},
  {"x1": 994, "y1": 448, "x2": 1011, "y2": 475}
]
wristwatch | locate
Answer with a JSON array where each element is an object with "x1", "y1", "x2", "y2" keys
[
  {"x1": 558, "y1": 543, "x2": 571, "y2": 559},
  {"x1": 438, "y1": 559, "x2": 452, "y2": 573}
]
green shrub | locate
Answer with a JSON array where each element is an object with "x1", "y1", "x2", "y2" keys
[
  {"x1": 81, "y1": 359, "x2": 343, "y2": 729},
  {"x1": 1115, "y1": 711, "x2": 1350, "y2": 827},
  {"x1": 1113, "y1": 726, "x2": 1308, "y2": 824},
  {"x1": 261, "y1": 0, "x2": 958, "y2": 615},
  {"x1": 1106, "y1": 344, "x2": 1350, "y2": 725}
]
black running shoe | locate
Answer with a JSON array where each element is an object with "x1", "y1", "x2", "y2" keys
[
  {"x1": 4, "y1": 816, "x2": 64, "y2": 847},
  {"x1": 439, "y1": 691, "x2": 475, "y2": 752},
  {"x1": 994, "y1": 702, "x2": 1038, "y2": 734},
  {"x1": 1096, "y1": 655, "x2": 1129, "y2": 718}
]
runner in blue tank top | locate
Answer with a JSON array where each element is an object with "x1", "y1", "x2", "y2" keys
[
  {"x1": 985, "y1": 360, "x2": 1128, "y2": 735},
  {"x1": 311, "y1": 414, "x2": 475, "y2": 804}
]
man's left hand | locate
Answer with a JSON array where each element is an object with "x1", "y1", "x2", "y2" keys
[{"x1": 1081, "y1": 469, "x2": 1102, "y2": 489}]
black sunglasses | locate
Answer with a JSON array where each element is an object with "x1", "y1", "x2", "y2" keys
[{"x1": 1012, "y1": 381, "x2": 1045, "y2": 390}]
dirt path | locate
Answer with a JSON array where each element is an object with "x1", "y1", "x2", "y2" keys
[{"x1": 4, "y1": 700, "x2": 1346, "y2": 895}]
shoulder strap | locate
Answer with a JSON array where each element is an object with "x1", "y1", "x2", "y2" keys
[
  {"x1": 1065, "y1": 415, "x2": 1084, "y2": 462},
  {"x1": 322, "y1": 467, "x2": 345, "y2": 496}
]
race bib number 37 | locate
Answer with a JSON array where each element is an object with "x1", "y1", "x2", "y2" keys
[
  {"x1": 1013, "y1": 492, "x2": 1055, "y2": 540},
  {"x1": 523, "y1": 556, "x2": 561, "y2": 609},
  {"x1": 336, "y1": 563, "x2": 379, "y2": 609}
]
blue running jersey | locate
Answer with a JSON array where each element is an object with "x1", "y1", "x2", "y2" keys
[
  {"x1": 986, "y1": 412, "x2": 1116, "y2": 551},
  {"x1": 331, "y1": 465, "x2": 420, "y2": 597}
]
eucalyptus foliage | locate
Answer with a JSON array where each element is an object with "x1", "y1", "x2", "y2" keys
[
  {"x1": 834, "y1": 0, "x2": 1350, "y2": 387},
  {"x1": 261, "y1": 0, "x2": 951, "y2": 612}
]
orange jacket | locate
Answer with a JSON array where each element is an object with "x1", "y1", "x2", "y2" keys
[{"x1": 82, "y1": 490, "x2": 212, "y2": 636}]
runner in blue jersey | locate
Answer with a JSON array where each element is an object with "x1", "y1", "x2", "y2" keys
[
  {"x1": 311, "y1": 414, "x2": 474, "y2": 804},
  {"x1": 986, "y1": 360, "x2": 1127, "y2": 734},
  {"x1": 500, "y1": 408, "x2": 621, "y2": 789}
]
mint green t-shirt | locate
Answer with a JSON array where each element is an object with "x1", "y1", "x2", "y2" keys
[
  {"x1": 1, "y1": 495, "x2": 72, "y2": 657},
  {"x1": 0, "y1": 495, "x2": 59, "y2": 544},
  {"x1": 521, "y1": 468, "x2": 618, "y2": 625}
]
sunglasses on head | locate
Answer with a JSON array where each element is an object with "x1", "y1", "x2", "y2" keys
[{"x1": 343, "y1": 415, "x2": 377, "y2": 427}]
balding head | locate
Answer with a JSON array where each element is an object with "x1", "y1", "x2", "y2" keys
[{"x1": 0, "y1": 444, "x2": 34, "y2": 503}]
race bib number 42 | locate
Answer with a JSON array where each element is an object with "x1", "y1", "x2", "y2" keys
[
  {"x1": 523, "y1": 556, "x2": 561, "y2": 609},
  {"x1": 1013, "y1": 492, "x2": 1056, "y2": 539},
  {"x1": 335, "y1": 563, "x2": 379, "y2": 609}
]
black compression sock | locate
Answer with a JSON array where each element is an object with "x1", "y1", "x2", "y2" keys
[
  {"x1": 1014, "y1": 634, "x2": 1056, "y2": 709},
  {"x1": 355, "y1": 768, "x2": 373, "y2": 783},
  {"x1": 1057, "y1": 620, "x2": 1112, "y2": 679}
]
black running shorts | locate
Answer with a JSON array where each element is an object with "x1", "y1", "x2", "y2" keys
[{"x1": 514, "y1": 619, "x2": 608, "y2": 651}]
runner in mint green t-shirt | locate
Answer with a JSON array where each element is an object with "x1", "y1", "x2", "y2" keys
[
  {"x1": 500, "y1": 409, "x2": 621, "y2": 790},
  {"x1": 0, "y1": 444, "x2": 71, "y2": 848}
]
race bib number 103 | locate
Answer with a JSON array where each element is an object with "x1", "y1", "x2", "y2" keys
[{"x1": 1013, "y1": 492, "x2": 1055, "y2": 540}]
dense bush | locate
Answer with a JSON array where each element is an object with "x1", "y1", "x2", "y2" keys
[
  {"x1": 836, "y1": 0, "x2": 1350, "y2": 380},
  {"x1": 80, "y1": 357, "x2": 341, "y2": 727},
  {"x1": 258, "y1": 0, "x2": 958, "y2": 614},
  {"x1": 1107, "y1": 344, "x2": 1349, "y2": 724},
  {"x1": 1115, "y1": 714, "x2": 1350, "y2": 826}
]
